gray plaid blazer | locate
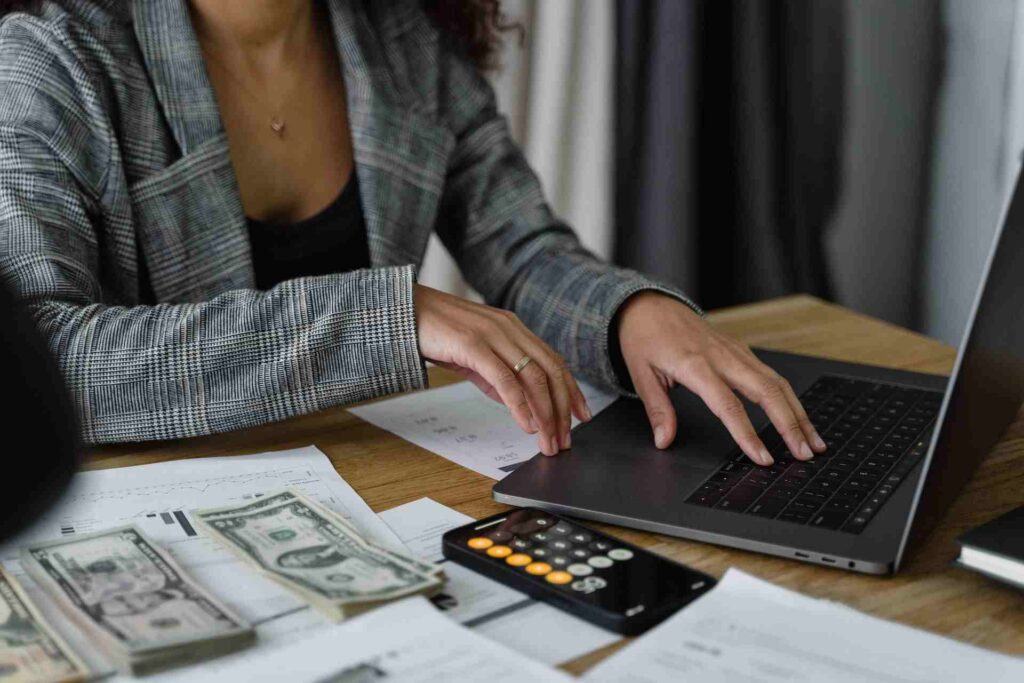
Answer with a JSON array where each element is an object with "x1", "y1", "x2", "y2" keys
[{"x1": 0, "y1": 0, "x2": 698, "y2": 444}]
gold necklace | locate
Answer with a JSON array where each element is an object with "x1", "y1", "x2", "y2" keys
[{"x1": 201, "y1": 34, "x2": 317, "y2": 139}]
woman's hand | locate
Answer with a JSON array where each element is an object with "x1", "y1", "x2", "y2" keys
[
  {"x1": 617, "y1": 292, "x2": 826, "y2": 466},
  {"x1": 414, "y1": 285, "x2": 591, "y2": 456}
]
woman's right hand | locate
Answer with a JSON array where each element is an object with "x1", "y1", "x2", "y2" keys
[{"x1": 414, "y1": 284, "x2": 592, "y2": 456}]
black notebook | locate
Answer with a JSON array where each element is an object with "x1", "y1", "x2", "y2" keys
[{"x1": 955, "y1": 506, "x2": 1024, "y2": 591}]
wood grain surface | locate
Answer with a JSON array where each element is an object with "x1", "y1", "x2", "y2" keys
[{"x1": 85, "y1": 295, "x2": 1024, "y2": 673}]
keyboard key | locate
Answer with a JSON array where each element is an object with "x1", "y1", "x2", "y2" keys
[
  {"x1": 780, "y1": 509, "x2": 813, "y2": 524},
  {"x1": 748, "y1": 496, "x2": 789, "y2": 518},
  {"x1": 790, "y1": 498, "x2": 823, "y2": 512},
  {"x1": 766, "y1": 485, "x2": 800, "y2": 499},
  {"x1": 810, "y1": 508, "x2": 851, "y2": 530},
  {"x1": 715, "y1": 485, "x2": 764, "y2": 512},
  {"x1": 688, "y1": 491, "x2": 724, "y2": 507}
]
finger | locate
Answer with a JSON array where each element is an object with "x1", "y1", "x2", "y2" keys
[
  {"x1": 509, "y1": 337, "x2": 574, "y2": 449},
  {"x1": 726, "y1": 342, "x2": 824, "y2": 452},
  {"x1": 501, "y1": 312, "x2": 591, "y2": 428},
  {"x1": 676, "y1": 357, "x2": 772, "y2": 466},
  {"x1": 488, "y1": 336, "x2": 560, "y2": 456},
  {"x1": 722, "y1": 359, "x2": 814, "y2": 462},
  {"x1": 462, "y1": 345, "x2": 538, "y2": 437},
  {"x1": 513, "y1": 360, "x2": 561, "y2": 456},
  {"x1": 780, "y1": 379, "x2": 826, "y2": 452},
  {"x1": 632, "y1": 363, "x2": 677, "y2": 449}
]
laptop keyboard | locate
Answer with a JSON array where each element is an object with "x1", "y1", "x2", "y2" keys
[{"x1": 685, "y1": 375, "x2": 943, "y2": 534}]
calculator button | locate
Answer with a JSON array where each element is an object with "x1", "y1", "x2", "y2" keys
[
  {"x1": 551, "y1": 523, "x2": 573, "y2": 535},
  {"x1": 550, "y1": 556, "x2": 570, "y2": 567},
  {"x1": 525, "y1": 562, "x2": 552, "y2": 576},
  {"x1": 511, "y1": 538, "x2": 533, "y2": 550},
  {"x1": 506, "y1": 553, "x2": 532, "y2": 567},
  {"x1": 545, "y1": 571, "x2": 573, "y2": 585},
  {"x1": 535, "y1": 518, "x2": 553, "y2": 527},
  {"x1": 567, "y1": 563, "x2": 593, "y2": 576},
  {"x1": 467, "y1": 537, "x2": 493, "y2": 550},
  {"x1": 571, "y1": 576, "x2": 608, "y2": 593},
  {"x1": 587, "y1": 556, "x2": 613, "y2": 569},
  {"x1": 532, "y1": 532, "x2": 550, "y2": 542},
  {"x1": 487, "y1": 530, "x2": 513, "y2": 542},
  {"x1": 589, "y1": 541, "x2": 612, "y2": 552},
  {"x1": 548, "y1": 540, "x2": 572, "y2": 552},
  {"x1": 487, "y1": 545, "x2": 513, "y2": 558},
  {"x1": 569, "y1": 532, "x2": 592, "y2": 544},
  {"x1": 607, "y1": 549, "x2": 634, "y2": 561},
  {"x1": 570, "y1": 548, "x2": 591, "y2": 560},
  {"x1": 531, "y1": 547, "x2": 550, "y2": 559}
]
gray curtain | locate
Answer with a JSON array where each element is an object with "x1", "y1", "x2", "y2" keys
[{"x1": 614, "y1": 0, "x2": 846, "y2": 310}]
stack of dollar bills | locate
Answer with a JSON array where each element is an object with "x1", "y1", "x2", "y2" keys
[
  {"x1": 20, "y1": 527, "x2": 255, "y2": 675},
  {"x1": 194, "y1": 489, "x2": 445, "y2": 621},
  {"x1": 0, "y1": 565, "x2": 87, "y2": 683}
]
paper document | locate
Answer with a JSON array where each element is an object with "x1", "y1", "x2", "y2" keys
[
  {"x1": 380, "y1": 497, "x2": 620, "y2": 665},
  {"x1": 182, "y1": 596, "x2": 571, "y2": 682},
  {"x1": 0, "y1": 446, "x2": 399, "y2": 677},
  {"x1": 350, "y1": 380, "x2": 617, "y2": 479},
  {"x1": 584, "y1": 568, "x2": 1024, "y2": 683}
]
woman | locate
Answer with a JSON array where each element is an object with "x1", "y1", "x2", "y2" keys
[{"x1": 0, "y1": 0, "x2": 824, "y2": 466}]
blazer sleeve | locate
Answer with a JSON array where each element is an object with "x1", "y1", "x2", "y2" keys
[
  {"x1": 0, "y1": 19, "x2": 425, "y2": 444},
  {"x1": 428, "y1": 30, "x2": 702, "y2": 394}
]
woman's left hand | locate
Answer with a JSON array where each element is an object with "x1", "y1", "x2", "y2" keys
[{"x1": 617, "y1": 292, "x2": 827, "y2": 467}]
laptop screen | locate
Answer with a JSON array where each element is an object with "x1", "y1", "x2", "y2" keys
[{"x1": 897, "y1": 170, "x2": 1024, "y2": 567}]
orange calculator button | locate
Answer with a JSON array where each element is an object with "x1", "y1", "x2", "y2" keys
[
  {"x1": 506, "y1": 553, "x2": 532, "y2": 567},
  {"x1": 468, "y1": 537, "x2": 493, "y2": 550},
  {"x1": 487, "y1": 545, "x2": 513, "y2": 558},
  {"x1": 525, "y1": 562, "x2": 552, "y2": 576},
  {"x1": 545, "y1": 570, "x2": 573, "y2": 585}
]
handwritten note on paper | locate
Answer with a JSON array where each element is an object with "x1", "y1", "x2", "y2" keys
[{"x1": 350, "y1": 381, "x2": 617, "y2": 479}]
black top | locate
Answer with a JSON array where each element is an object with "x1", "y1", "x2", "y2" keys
[{"x1": 247, "y1": 173, "x2": 371, "y2": 290}]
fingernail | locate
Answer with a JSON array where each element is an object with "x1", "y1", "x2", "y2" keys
[
  {"x1": 759, "y1": 448, "x2": 774, "y2": 466},
  {"x1": 583, "y1": 404, "x2": 593, "y2": 421},
  {"x1": 527, "y1": 417, "x2": 538, "y2": 433},
  {"x1": 541, "y1": 437, "x2": 555, "y2": 456},
  {"x1": 813, "y1": 433, "x2": 826, "y2": 451},
  {"x1": 654, "y1": 426, "x2": 667, "y2": 448},
  {"x1": 800, "y1": 442, "x2": 814, "y2": 461},
  {"x1": 561, "y1": 432, "x2": 571, "y2": 450}
]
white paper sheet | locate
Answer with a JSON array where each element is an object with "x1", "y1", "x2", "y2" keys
[
  {"x1": 584, "y1": 568, "x2": 1024, "y2": 683},
  {"x1": 350, "y1": 380, "x2": 617, "y2": 479},
  {"x1": 180, "y1": 596, "x2": 571, "y2": 683},
  {"x1": 380, "y1": 497, "x2": 620, "y2": 665},
  {"x1": 0, "y1": 446, "x2": 399, "y2": 677}
]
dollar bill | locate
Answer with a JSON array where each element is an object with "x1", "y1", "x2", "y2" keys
[
  {"x1": 20, "y1": 527, "x2": 254, "y2": 675},
  {"x1": 0, "y1": 565, "x2": 86, "y2": 683},
  {"x1": 197, "y1": 491, "x2": 443, "y2": 578},
  {"x1": 194, "y1": 490, "x2": 444, "y2": 621}
]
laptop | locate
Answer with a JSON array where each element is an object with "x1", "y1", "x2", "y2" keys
[{"x1": 494, "y1": 172, "x2": 1024, "y2": 575}]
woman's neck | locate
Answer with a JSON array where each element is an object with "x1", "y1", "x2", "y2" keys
[{"x1": 189, "y1": 0, "x2": 316, "y2": 65}]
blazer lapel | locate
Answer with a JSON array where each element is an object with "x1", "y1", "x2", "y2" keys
[
  {"x1": 127, "y1": 0, "x2": 455, "y2": 303},
  {"x1": 326, "y1": 0, "x2": 455, "y2": 268},
  {"x1": 129, "y1": 0, "x2": 254, "y2": 303}
]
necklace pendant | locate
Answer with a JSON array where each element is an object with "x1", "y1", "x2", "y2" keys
[{"x1": 270, "y1": 117, "x2": 285, "y2": 136}]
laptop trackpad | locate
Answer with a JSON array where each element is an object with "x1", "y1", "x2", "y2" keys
[{"x1": 573, "y1": 384, "x2": 746, "y2": 473}]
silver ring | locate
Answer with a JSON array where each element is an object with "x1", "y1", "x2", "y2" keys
[{"x1": 512, "y1": 355, "x2": 533, "y2": 374}]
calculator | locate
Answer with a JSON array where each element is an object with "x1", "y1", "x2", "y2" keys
[{"x1": 441, "y1": 507, "x2": 715, "y2": 635}]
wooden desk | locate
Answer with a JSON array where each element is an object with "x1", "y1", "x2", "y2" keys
[{"x1": 87, "y1": 295, "x2": 1024, "y2": 673}]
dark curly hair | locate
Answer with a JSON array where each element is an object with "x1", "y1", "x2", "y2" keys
[
  {"x1": 0, "y1": 0, "x2": 520, "y2": 72},
  {"x1": 422, "y1": 0, "x2": 521, "y2": 71}
]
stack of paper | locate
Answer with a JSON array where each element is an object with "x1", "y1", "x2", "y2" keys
[{"x1": 583, "y1": 569, "x2": 1024, "y2": 682}]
